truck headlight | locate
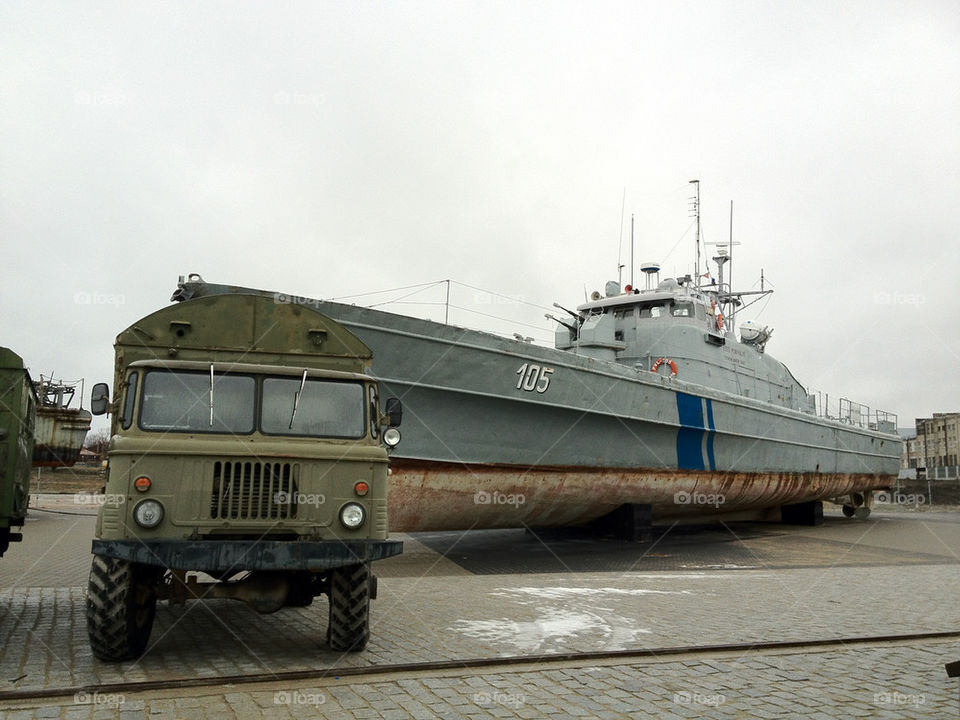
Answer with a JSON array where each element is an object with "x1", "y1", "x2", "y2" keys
[
  {"x1": 383, "y1": 427, "x2": 401, "y2": 447},
  {"x1": 133, "y1": 499, "x2": 164, "y2": 529},
  {"x1": 339, "y1": 502, "x2": 365, "y2": 529}
]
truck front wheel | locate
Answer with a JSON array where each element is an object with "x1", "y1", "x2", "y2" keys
[
  {"x1": 86, "y1": 555, "x2": 161, "y2": 661},
  {"x1": 327, "y1": 562, "x2": 370, "y2": 652}
]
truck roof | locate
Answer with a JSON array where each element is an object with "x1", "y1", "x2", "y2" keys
[
  {"x1": 115, "y1": 294, "x2": 372, "y2": 373},
  {"x1": 0, "y1": 346, "x2": 27, "y2": 371}
]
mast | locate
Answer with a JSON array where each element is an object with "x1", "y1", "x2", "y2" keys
[
  {"x1": 689, "y1": 179, "x2": 701, "y2": 286},
  {"x1": 617, "y1": 187, "x2": 626, "y2": 286},
  {"x1": 707, "y1": 199, "x2": 740, "y2": 333},
  {"x1": 728, "y1": 200, "x2": 735, "y2": 332},
  {"x1": 630, "y1": 214, "x2": 635, "y2": 288}
]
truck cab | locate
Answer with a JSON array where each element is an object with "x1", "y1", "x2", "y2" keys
[{"x1": 87, "y1": 294, "x2": 402, "y2": 660}]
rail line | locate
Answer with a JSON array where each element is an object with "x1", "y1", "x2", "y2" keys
[{"x1": 1, "y1": 630, "x2": 958, "y2": 703}]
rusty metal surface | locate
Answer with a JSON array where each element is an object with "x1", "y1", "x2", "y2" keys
[
  {"x1": 386, "y1": 459, "x2": 894, "y2": 532},
  {"x1": 31, "y1": 407, "x2": 91, "y2": 467}
]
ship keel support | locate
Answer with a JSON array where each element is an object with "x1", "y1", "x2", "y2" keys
[
  {"x1": 597, "y1": 503, "x2": 653, "y2": 543},
  {"x1": 780, "y1": 500, "x2": 824, "y2": 526}
]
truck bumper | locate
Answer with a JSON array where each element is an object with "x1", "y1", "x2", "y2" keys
[{"x1": 91, "y1": 538, "x2": 403, "y2": 572}]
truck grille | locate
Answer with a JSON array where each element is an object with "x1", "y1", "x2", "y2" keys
[{"x1": 210, "y1": 461, "x2": 299, "y2": 520}]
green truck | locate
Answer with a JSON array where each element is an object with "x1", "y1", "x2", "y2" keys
[
  {"x1": 0, "y1": 347, "x2": 37, "y2": 557},
  {"x1": 87, "y1": 293, "x2": 403, "y2": 660}
]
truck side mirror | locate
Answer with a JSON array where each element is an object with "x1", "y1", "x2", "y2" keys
[
  {"x1": 91, "y1": 383, "x2": 110, "y2": 416},
  {"x1": 385, "y1": 398, "x2": 402, "y2": 427}
]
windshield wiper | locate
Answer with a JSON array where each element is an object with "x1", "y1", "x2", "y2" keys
[
  {"x1": 208, "y1": 364, "x2": 215, "y2": 427},
  {"x1": 289, "y1": 370, "x2": 308, "y2": 429}
]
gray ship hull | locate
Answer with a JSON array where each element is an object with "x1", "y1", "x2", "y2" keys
[{"x1": 176, "y1": 281, "x2": 901, "y2": 531}]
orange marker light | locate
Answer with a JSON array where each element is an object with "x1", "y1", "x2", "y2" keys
[
  {"x1": 354, "y1": 482, "x2": 369, "y2": 496},
  {"x1": 134, "y1": 476, "x2": 151, "y2": 492}
]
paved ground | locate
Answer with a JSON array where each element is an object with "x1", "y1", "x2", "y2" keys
[
  {"x1": 0, "y1": 499, "x2": 957, "y2": 717},
  {"x1": 0, "y1": 638, "x2": 957, "y2": 719}
]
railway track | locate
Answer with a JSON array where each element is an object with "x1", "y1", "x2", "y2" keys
[{"x1": 2, "y1": 630, "x2": 958, "y2": 703}]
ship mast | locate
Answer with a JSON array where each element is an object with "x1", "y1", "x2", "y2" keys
[
  {"x1": 721, "y1": 199, "x2": 736, "y2": 333},
  {"x1": 689, "y1": 179, "x2": 701, "y2": 286},
  {"x1": 707, "y1": 200, "x2": 740, "y2": 333},
  {"x1": 728, "y1": 199, "x2": 734, "y2": 328}
]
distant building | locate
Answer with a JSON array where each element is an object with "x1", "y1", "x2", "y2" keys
[{"x1": 902, "y1": 412, "x2": 960, "y2": 480}]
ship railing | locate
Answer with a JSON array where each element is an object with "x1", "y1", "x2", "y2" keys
[
  {"x1": 34, "y1": 376, "x2": 85, "y2": 409},
  {"x1": 812, "y1": 392, "x2": 897, "y2": 432}
]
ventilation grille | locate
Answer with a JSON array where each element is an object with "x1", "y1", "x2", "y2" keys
[{"x1": 210, "y1": 461, "x2": 299, "y2": 520}]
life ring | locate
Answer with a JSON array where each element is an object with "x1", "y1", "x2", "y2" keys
[
  {"x1": 711, "y1": 298, "x2": 724, "y2": 332},
  {"x1": 651, "y1": 357, "x2": 678, "y2": 377}
]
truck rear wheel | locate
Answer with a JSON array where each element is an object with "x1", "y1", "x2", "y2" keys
[
  {"x1": 86, "y1": 555, "x2": 161, "y2": 661},
  {"x1": 327, "y1": 563, "x2": 370, "y2": 652}
]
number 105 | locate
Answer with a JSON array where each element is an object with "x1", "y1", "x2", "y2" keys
[{"x1": 516, "y1": 363, "x2": 554, "y2": 393}]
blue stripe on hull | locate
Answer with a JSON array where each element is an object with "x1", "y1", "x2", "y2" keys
[
  {"x1": 706, "y1": 398, "x2": 716, "y2": 471},
  {"x1": 676, "y1": 392, "x2": 705, "y2": 470},
  {"x1": 676, "y1": 393, "x2": 717, "y2": 471}
]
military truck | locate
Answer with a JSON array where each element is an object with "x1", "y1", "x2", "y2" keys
[
  {"x1": 87, "y1": 294, "x2": 403, "y2": 661},
  {"x1": 0, "y1": 347, "x2": 37, "y2": 557}
]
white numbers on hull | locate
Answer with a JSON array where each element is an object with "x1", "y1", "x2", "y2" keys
[{"x1": 516, "y1": 363, "x2": 554, "y2": 393}]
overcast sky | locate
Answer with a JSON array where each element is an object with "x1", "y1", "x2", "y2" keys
[{"x1": 2, "y1": 1, "x2": 958, "y2": 432}]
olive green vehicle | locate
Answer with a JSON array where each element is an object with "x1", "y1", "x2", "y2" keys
[
  {"x1": 0, "y1": 347, "x2": 37, "y2": 557},
  {"x1": 87, "y1": 294, "x2": 403, "y2": 661}
]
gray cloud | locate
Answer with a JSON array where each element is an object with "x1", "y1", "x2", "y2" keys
[{"x1": 2, "y1": 0, "x2": 957, "y2": 430}]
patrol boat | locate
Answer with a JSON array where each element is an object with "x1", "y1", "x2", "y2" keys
[{"x1": 172, "y1": 200, "x2": 900, "y2": 533}]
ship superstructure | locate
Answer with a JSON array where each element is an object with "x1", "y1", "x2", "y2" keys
[{"x1": 31, "y1": 377, "x2": 92, "y2": 467}]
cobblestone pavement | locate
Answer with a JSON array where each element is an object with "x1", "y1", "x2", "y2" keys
[
  {"x1": 0, "y1": 639, "x2": 956, "y2": 718},
  {"x1": 0, "y1": 501, "x2": 957, "y2": 717}
]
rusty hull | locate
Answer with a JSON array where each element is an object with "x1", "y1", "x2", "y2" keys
[
  {"x1": 32, "y1": 406, "x2": 92, "y2": 467},
  {"x1": 386, "y1": 459, "x2": 893, "y2": 532}
]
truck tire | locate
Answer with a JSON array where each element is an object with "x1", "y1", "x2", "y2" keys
[
  {"x1": 86, "y1": 555, "x2": 161, "y2": 661},
  {"x1": 327, "y1": 563, "x2": 370, "y2": 652}
]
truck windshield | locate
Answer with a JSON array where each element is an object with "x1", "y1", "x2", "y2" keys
[
  {"x1": 261, "y1": 377, "x2": 365, "y2": 438},
  {"x1": 140, "y1": 370, "x2": 255, "y2": 433}
]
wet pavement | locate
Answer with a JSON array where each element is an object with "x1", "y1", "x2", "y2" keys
[{"x1": 0, "y1": 498, "x2": 957, "y2": 717}]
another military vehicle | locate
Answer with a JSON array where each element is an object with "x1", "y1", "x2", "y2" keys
[
  {"x1": 0, "y1": 347, "x2": 37, "y2": 557},
  {"x1": 87, "y1": 294, "x2": 403, "y2": 661}
]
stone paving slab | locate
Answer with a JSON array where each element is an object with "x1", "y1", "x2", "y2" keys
[
  {"x1": 0, "y1": 506, "x2": 957, "y2": 717},
  {"x1": 0, "y1": 564, "x2": 958, "y2": 693},
  {"x1": 0, "y1": 639, "x2": 956, "y2": 718}
]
